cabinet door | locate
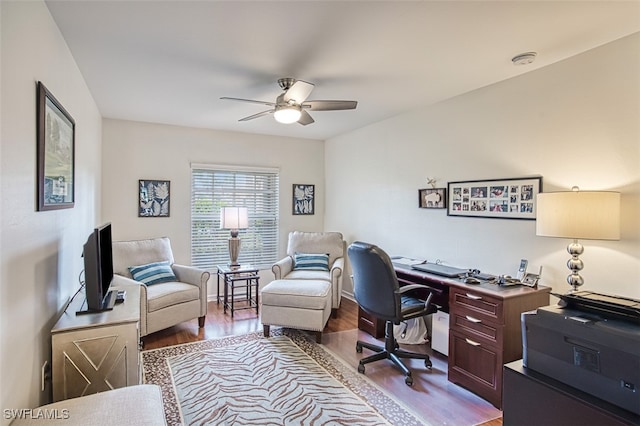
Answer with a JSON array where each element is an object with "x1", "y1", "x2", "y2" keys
[
  {"x1": 448, "y1": 329, "x2": 503, "y2": 407},
  {"x1": 52, "y1": 322, "x2": 139, "y2": 401}
]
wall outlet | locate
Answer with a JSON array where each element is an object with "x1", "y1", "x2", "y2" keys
[{"x1": 41, "y1": 360, "x2": 51, "y2": 392}]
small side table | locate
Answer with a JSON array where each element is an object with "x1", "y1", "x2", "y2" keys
[{"x1": 217, "y1": 265, "x2": 260, "y2": 317}]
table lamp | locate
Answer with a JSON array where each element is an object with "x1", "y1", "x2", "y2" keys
[
  {"x1": 220, "y1": 207, "x2": 248, "y2": 267},
  {"x1": 536, "y1": 187, "x2": 620, "y2": 292}
]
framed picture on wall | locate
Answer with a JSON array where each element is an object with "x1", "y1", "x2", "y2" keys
[
  {"x1": 139, "y1": 179, "x2": 170, "y2": 217},
  {"x1": 37, "y1": 81, "x2": 75, "y2": 211},
  {"x1": 292, "y1": 184, "x2": 314, "y2": 215},
  {"x1": 447, "y1": 176, "x2": 542, "y2": 219},
  {"x1": 419, "y1": 188, "x2": 446, "y2": 209}
]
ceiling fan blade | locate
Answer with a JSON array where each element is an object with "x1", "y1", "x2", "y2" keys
[
  {"x1": 220, "y1": 97, "x2": 276, "y2": 107},
  {"x1": 302, "y1": 100, "x2": 358, "y2": 111},
  {"x1": 284, "y1": 80, "x2": 315, "y2": 104},
  {"x1": 239, "y1": 109, "x2": 274, "y2": 122},
  {"x1": 297, "y1": 109, "x2": 315, "y2": 126}
]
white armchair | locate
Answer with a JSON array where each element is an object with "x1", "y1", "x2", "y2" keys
[
  {"x1": 111, "y1": 237, "x2": 210, "y2": 337},
  {"x1": 272, "y1": 231, "x2": 345, "y2": 317}
]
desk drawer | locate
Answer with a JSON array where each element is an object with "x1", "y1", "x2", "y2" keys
[
  {"x1": 451, "y1": 288, "x2": 503, "y2": 324},
  {"x1": 450, "y1": 309, "x2": 502, "y2": 345}
]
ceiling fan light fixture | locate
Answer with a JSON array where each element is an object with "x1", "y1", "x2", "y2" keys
[{"x1": 274, "y1": 104, "x2": 301, "y2": 124}]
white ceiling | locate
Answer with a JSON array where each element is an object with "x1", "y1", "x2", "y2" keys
[{"x1": 45, "y1": 1, "x2": 640, "y2": 141}]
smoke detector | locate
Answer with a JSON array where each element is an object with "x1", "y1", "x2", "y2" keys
[{"x1": 512, "y1": 52, "x2": 537, "y2": 66}]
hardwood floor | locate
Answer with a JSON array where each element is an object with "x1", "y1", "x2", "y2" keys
[{"x1": 142, "y1": 297, "x2": 503, "y2": 426}]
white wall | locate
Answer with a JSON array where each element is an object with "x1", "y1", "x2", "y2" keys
[
  {"x1": 101, "y1": 119, "x2": 325, "y2": 290},
  {"x1": 326, "y1": 33, "x2": 640, "y2": 299},
  {"x1": 0, "y1": 1, "x2": 102, "y2": 420}
]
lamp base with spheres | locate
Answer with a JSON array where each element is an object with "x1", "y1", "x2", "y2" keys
[{"x1": 566, "y1": 239, "x2": 585, "y2": 292}]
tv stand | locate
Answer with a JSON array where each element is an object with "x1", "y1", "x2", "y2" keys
[
  {"x1": 75, "y1": 289, "x2": 117, "y2": 315},
  {"x1": 52, "y1": 282, "x2": 141, "y2": 402}
]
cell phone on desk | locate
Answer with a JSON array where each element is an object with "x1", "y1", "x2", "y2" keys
[{"x1": 516, "y1": 259, "x2": 528, "y2": 281}]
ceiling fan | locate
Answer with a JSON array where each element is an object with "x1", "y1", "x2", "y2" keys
[{"x1": 221, "y1": 78, "x2": 357, "y2": 125}]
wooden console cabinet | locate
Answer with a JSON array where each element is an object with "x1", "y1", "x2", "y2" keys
[
  {"x1": 357, "y1": 264, "x2": 550, "y2": 408},
  {"x1": 51, "y1": 283, "x2": 141, "y2": 401},
  {"x1": 503, "y1": 361, "x2": 640, "y2": 425}
]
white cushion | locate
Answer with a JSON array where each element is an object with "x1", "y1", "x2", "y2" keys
[
  {"x1": 286, "y1": 231, "x2": 343, "y2": 266},
  {"x1": 261, "y1": 279, "x2": 330, "y2": 310},
  {"x1": 9, "y1": 385, "x2": 165, "y2": 426},
  {"x1": 112, "y1": 237, "x2": 174, "y2": 278},
  {"x1": 284, "y1": 269, "x2": 331, "y2": 281},
  {"x1": 146, "y1": 281, "x2": 200, "y2": 312}
]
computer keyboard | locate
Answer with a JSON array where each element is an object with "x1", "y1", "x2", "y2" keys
[{"x1": 411, "y1": 263, "x2": 468, "y2": 278}]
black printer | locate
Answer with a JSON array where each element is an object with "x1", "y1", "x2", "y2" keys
[{"x1": 522, "y1": 291, "x2": 640, "y2": 416}]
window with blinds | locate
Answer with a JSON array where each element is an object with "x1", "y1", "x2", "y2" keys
[{"x1": 191, "y1": 165, "x2": 279, "y2": 270}]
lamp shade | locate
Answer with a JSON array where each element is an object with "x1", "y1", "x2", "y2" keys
[
  {"x1": 274, "y1": 105, "x2": 301, "y2": 124},
  {"x1": 536, "y1": 191, "x2": 620, "y2": 240},
  {"x1": 220, "y1": 207, "x2": 248, "y2": 230}
]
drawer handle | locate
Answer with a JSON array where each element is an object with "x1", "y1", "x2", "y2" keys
[
  {"x1": 465, "y1": 315, "x2": 481, "y2": 323},
  {"x1": 465, "y1": 338, "x2": 481, "y2": 347},
  {"x1": 465, "y1": 293, "x2": 482, "y2": 300}
]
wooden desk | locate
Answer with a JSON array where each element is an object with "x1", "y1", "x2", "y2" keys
[
  {"x1": 357, "y1": 263, "x2": 551, "y2": 408},
  {"x1": 503, "y1": 361, "x2": 640, "y2": 425}
]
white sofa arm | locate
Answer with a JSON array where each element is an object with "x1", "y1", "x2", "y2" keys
[
  {"x1": 172, "y1": 264, "x2": 210, "y2": 287},
  {"x1": 330, "y1": 257, "x2": 344, "y2": 281},
  {"x1": 330, "y1": 257, "x2": 345, "y2": 308},
  {"x1": 272, "y1": 256, "x2": 294, "y2": 279},
  {"x1": 172, "y1": 264, "x2": 210, "y2": 316}
]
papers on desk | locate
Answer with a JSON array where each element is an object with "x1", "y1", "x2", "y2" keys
[{"x1": 391, "y1": 257, "x2": 426, "y2": 267}]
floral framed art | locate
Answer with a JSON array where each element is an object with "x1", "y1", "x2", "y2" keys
[
  {"x1": 37, "y1": 81, "x2": 75, "y2": 211},
  {"x1": 419, "y1": 188, "x2": 446, "y2": 209},
  {"x1": 447, "y1": 176, "x2": 542, "y2": 219},
  {"x1": 293, "y1": 184, "x2": 314, "y2": 215},
  {"x1": 139, "y1": 180, "x2": 170, "y2": 217}
]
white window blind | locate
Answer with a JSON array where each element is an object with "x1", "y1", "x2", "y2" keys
[{"x1": 191, "y1": 166, "x2": 279, "y2": 270}]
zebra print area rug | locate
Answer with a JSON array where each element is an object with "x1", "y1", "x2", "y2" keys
[{"x1": 141, "y1": 329, "x2": 429, "y2": 425}]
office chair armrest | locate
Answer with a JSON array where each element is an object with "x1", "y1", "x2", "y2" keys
[
  {"x1": 398, "y1": 283, "x2": 436, "y2": 294},
  {"x1": 398, "y1": 284, "x2": 434, "y2": 307}
]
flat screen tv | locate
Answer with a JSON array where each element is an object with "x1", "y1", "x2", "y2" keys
[{"x1": 80, "y1": 222, "x2": 115, "y2": 313}]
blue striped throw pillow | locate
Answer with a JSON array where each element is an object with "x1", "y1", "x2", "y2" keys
[
  {"x1": 129, "y1": 261, "x2": 176, "y2": 285},
  {"x1": 293, "y1": 253, "x2": 330, "y2": 271}
]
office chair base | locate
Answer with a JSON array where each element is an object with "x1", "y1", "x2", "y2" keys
[{"x1": 356, "y1": 338, "x2": 432, "y2": 386}]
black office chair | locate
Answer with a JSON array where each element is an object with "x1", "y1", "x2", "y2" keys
[{"x1": 348, "y1": 241, "x2": 437, "y2": 386}]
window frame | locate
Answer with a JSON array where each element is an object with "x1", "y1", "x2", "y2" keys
[{"x1": 191, "y1": 163, "x2": 279, "y2": 270}]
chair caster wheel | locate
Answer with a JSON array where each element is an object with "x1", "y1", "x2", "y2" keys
[
  {"x1": 425, "y1": 359, "x2": 433, "y2": 369},
  {"x1": 358, "y1": 363, "x2": 365, "y2": 374},
  {"x1": 356, "y1": 343, "x2": 363, "y2": 353},
  {"x1": 405, "y1": 375, "x2": 413, "y2": 386}
]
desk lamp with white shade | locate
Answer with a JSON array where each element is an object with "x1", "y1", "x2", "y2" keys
[
  {"x1": 220, "y1": 207, "x2": 248, "y2": 267},
  {"x1": 536, "y1": 187, "x2": 620, "y2": 292}
]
